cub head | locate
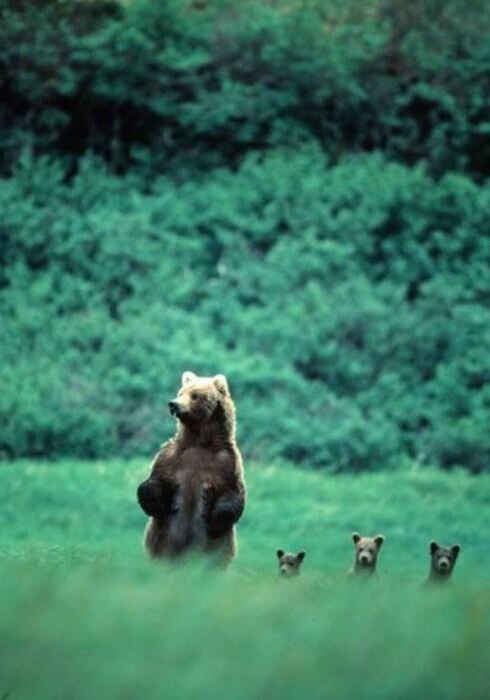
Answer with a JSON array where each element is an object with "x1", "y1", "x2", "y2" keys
[
  {"x1": 277, "y1": 549, "x2": 305, "y2": 578},
  {"x1": 429, "y1": 541, "x2": 461, "y2": 577},
  {"x1": 352, "y1": 532, "x2": 384, "y2": 571},
  {"x1": 168, "y1": 371, "x2": 231, "y2": 424}
]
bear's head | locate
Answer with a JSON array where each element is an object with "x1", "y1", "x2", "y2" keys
[
  {"x1": 168, "y1": 371, "x2": 233, "y2": 426},
  {"x1": 429, "y1": 541, "x2": 461, "y2": 579},
  {"x1": 277, "y1": 549, "x2": 305, "y2": 577},
  {"x1": 352, "y1": 533, "x2": 384, "y2": 573}
]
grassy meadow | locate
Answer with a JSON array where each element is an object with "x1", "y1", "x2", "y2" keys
[{"x1": 0, "y1": 459, "x2": 489, "y2": 700}]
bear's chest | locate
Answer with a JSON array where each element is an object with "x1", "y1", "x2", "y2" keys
[{"x1": 173, "y1": 447, "x2": 230, "y2": 482}]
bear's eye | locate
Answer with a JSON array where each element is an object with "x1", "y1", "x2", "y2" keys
[{"x1": 190, "y1": 392, "x2": 199, "y2": 400}]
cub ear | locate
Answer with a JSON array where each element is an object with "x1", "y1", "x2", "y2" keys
[
  {"x1": 374, "y1": 535, "x2": 385, "y2": 549},
  {"x1": 352, "y1": 532, "x2": 361, "y2": 545},
  {"x1": 451, "y1": 544, "x2": 461, "y2": 558},
  {"x1": 297, "y1": 551, "x2": 306, "y2": 562},
  {"x1": 430, "y1": 540, "x2": 439, "y2": 554},
  {"x1": 276, "y1": 549, "x2": 285, "y2": 560},
  {"x1": 182, "y1": 371, "x2": 198, "y2": 386},
  {"x1": 214, "y1": 374, "x2": 229, "y2": 395}
]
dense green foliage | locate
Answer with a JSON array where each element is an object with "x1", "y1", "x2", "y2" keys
[
  {"x1": 1, "y1": 150, "x2": 489, "y2": 469},
  {"x1": 0, "y1": 460, "x2": 489, "y2": 699},
  {"x1": 0, "y1": 0, "x2": 489, "y2": 470},
  {"x1": 1, "y1": 0, "x2": 489, "y2": 177}
]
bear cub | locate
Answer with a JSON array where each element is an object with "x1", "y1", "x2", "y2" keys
[
  {"x1": 277, "y1": 550, "x2": 306, "y2": 578},
  {"x1": 427, "y1": 541, "x2": 461, "y2": 584},
  {"x1": 350, "y1": 532, "x2": 385, "y2": 578}
]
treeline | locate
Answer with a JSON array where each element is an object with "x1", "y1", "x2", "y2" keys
[
  {"x1": 0, "y1": 0, "x2": 489, "y2": 471},
  {"x1": 0, "y1": 0, "x2": 489, "y2": 177}
]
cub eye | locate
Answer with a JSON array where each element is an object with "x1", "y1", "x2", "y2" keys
[{"x1": 191, "y1": 392, "x2": 198, "y2": 400}]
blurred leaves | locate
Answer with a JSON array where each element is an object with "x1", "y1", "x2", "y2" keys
[
  {"x1": 0, "y1": 0, "x2": 488, "y2": 175},
  {"x1": 0, "y1": 149, "x2": 489, "y2": 471}
]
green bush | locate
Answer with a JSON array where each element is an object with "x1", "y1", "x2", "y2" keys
[
  {"x1": 1, "y1": 0, "x2": 488, "y2": 469},
  {"x1": 0, "y1": 148, "x2": 488, "y2": 471},
  {"x1": 0, "y1": 0, "x2": 488, "y2": 176}
]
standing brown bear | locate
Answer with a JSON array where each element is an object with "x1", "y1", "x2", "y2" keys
[{"x1": 137, "y1": 371, "x2": 246, "y2": 566}]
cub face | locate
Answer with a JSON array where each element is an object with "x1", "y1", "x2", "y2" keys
[
  {"x1": 277, "y1": 549, "x2": 305, "y2": 577},
  {"x1": 352, "y1": 532, "x2": 385, "y2": 571},
  {"x1": 430, "y1": 541, "x2": 461, "y2": 577},
  {"x1": 168, "y1": 371, "x2": 229, "y2": 423}
]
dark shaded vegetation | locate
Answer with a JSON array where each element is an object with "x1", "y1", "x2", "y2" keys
[
  {"x1": 1, "y1": 0, "x2": 489, "y2": 177},
  {"x1": 0, "y1": 0, "x2": 490, "y2": 175},
  {"x1": 0, "y1": 0, "x2": 489, "y2": 471}
]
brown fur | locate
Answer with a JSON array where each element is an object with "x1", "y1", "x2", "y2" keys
[
  {"x1": 349, "y1": 532, "x2": 385, "y2": 578},
  {"x1": 137, "y1": 371, "x2": 246, "y2": 566},
  {"x1": 277, "y1": 550, "x2": 305, "y2": 578},
  {"x1": 427, "y1": 541, "x2": 461, "y2": 584}
]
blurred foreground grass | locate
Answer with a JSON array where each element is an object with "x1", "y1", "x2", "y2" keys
[{"x1": 0, "y1": 460, "x2": 489, "y2": 700}]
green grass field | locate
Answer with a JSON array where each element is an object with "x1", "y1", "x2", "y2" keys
[{"x1": 1, "y1": 460, "x2": 489, "y2": 700}]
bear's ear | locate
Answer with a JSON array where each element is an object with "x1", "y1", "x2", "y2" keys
[
  {"x1": 297, "y1": 551, "x2": 306, "y2": 562},
  {"x1": 182, "y1": 371, "x2": 198, "y2": 386},
  {"x1": 276, "y1": 549, "x2": 285, "y2": 560},
  {"x1": 430, "y1": 540, "x2": 439, "y2": 554},
  {"x1": 374, "y1": 535, "x2": 385, "y2": 549},
  {"x1": 213, "y1": 374, "x2": 229, "y2": 395},
  {"x1": 451, "y1": 544, "x2": 461, "y2": 558},
  {"x1": 352, "y1": 532, "x2": 361, "y2": 545}
]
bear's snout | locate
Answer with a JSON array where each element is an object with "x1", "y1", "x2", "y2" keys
[
  {"x1": 359, "y1": 552, "x2": 372, "y2": 565},
  {"x1": 168, "y1": 400, "x2": 179, "y2": 416}
]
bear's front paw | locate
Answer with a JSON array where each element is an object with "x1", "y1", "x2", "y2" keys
[
  {"x1": 207, "y1": 504, "x2": 235, "y2": 539},
  {"x1": 137, "y1": 480, "x2": 169, "y2": 518}
]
